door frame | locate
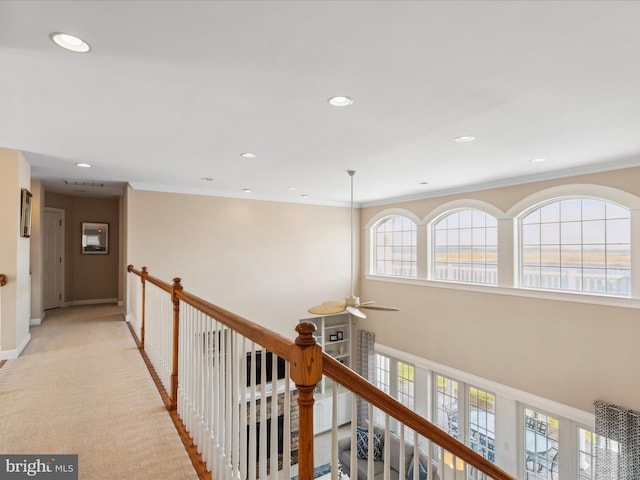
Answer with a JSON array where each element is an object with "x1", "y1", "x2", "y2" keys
[{"x1": 44, "y1": 207, "x2": 65, "y2": 310}]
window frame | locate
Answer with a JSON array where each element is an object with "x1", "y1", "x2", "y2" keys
[
  {"x1": 371, "y1": 214, "x2": 418, "y2": 278},
  {"x1": 516, "y1": 195, "x2": 631, "y2": 297},
  {"x1": 433, "y1": 372, "x2": 497, "y2": 465},
  {"x1": 431, "y1": 208, "x2": 499, "y2": 286}
]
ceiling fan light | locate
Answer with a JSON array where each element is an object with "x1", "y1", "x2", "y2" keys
[{"x1": 346, "y1": 306, "x2": 367, "y2": 319}]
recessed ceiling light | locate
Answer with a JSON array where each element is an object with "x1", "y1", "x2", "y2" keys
[
  {"x1": 241, "y1": 153, "x2": 257, "y2": 159},
  {"x1": 201, "y1": 177, "x2": 213, "y2": 181},
  {"x1": 301, "y1": 194, "x2": 309, "y2": 199},
  {"x1": 242, "y1": 188, "x2": 252, "y2": 193},
  {"x1": 531, "y1": 158, "x2": 546, "y2": 163},
  {"x1": 454, "y1": 136, "x2": 476, "y2": 143},
  {"x1": 328, "y1": 96, "x2": 353, "y2": 107},
  {"x1": 419, "y1": 181, "x2": 429, "y2": 185},
  {"x1": 49, "y1": 32, "x2": 91, "y2": 53},
  {"x1": 75, "y1": 162, "x2": 92, "y2": 168},
  {"x1": 288, "y1": 187, "x2": 297, "y2": 190}
]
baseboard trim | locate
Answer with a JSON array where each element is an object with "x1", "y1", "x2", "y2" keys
[
  {"x1": 64, "y1": 298, "x2": 118, "y2": 307},
  {"x1": 0, "y1": 333, "x2": 31, "y2": 360},
  {"x1": 30, "y1": 318, "x2": 43, "y2": 326}
]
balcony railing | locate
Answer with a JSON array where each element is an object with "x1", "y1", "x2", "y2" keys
[{"x1": 127, "y1": 265, "x2": 517, "y2": 480}]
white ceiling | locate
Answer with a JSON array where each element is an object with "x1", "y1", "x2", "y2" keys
[{"x1": 2, "y1": 1, "x2": 640, "y2": 205}]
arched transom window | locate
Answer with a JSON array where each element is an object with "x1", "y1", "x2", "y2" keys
[
  {"x1": 433, "y1": 210, "x2": 498, "y2": 285},
  {"x1": 374, "y1": 216, "x2": 417, "y2": 278},
  {"x1": 520, "y1": 198, "x2": 630, "y2": 296}
]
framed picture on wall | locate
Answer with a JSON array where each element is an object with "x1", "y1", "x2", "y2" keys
[
  {"x1": 82, "y1": 222, "x2": 109, "y2": 254},
  {"x1": 20, "y1": 188, "x2": 32, "y2": 238}
]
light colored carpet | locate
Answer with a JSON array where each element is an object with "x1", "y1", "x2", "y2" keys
[{"x1": 0, "y1": 304, "x2": 197, "y2": 480}]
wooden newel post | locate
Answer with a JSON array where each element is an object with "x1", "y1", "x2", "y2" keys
[
  {"x1": 170, "y1": 277, "x2": 183, "y2": 411},
  {"x1": 140, "y1": 266, "x2": 148, "y2": 350},
  {"x1": 290, "y1": 322, "x2": 323, "y2": 480}
]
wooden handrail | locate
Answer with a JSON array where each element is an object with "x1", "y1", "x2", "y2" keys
[
  {"x1": 0, "y1": 274, "x2": 7, "y2": 287},
  {"x1": 176, "y1": 288, "x2": 300, "y2": 362},
  {"x1": 127, "y1": 265, "x2": 323, "y2": 480},
  {"x1": 323, "y1": 353, "x2": 517, "y2": 480}
]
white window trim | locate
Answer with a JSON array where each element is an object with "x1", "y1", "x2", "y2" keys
[{"x1": 366, "y1": 273, "x2": 640, "y2": 309}]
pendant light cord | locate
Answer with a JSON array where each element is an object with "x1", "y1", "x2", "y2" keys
[{"x1": 348, "y1": 170, "x2": 355, "y2": 298}]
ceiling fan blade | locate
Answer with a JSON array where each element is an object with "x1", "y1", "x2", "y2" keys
[
  {"x1": 346, "y1": 305, "x2": 367, "y2": 319},
  {"x1": 359, "y1": 300, "x2": 375, "y2": 306},
  {"x1": 359, "y1": 305, "x2": 400, "y2": 312},
  {"x1": 308, "y1": 301, "x2": 347, "y2": 315}
]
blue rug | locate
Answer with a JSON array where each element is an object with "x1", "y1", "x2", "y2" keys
[{"x1": 291, "y1": 463, "x2": 331, "y2": 479}]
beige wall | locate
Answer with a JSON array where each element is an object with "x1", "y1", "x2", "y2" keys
[
  {"x1": 360, "y1": 166, "x2": 640, "y2": 414},
  {"x1": 0, "y1": 148, "x2": 31, "y2": 356},
  {"x1": 45, "y1": 193, "x2": 120, "y2": 303},
  {"x1": 30, "y1": 180, "x2": 44, "y2": 322},
  {"x1": 126, "y1": 187, "x2": 353, "y2": 338}
]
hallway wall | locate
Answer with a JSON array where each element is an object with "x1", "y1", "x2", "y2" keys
[
  {"x1": 125, "y1": 186, "x2": 353, "y2": 339},
  {"x1": 0, "y1": 148, "x2": 31, "y2": 357},
  {"x1": 45, "y1": 193, "x2": 120, "y2": 304}
]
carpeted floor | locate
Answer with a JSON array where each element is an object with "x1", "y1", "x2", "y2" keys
[{"x1": 0, "y1": 304, "x2": 197, "y2": 479}]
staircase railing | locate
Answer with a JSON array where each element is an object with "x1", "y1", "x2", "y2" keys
[{"x1": 127, "y1": 266, "x2": 516, "y2": 480}]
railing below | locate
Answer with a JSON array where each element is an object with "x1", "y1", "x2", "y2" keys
[{"x1": 127, "y1": 265, "x2": 517, "y2": 480}]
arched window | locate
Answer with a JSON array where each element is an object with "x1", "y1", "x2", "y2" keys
[
  {"x1": 519, "y1": 198, "x2": 630, "y2": 296},
  {"x1": 433, "y1": 209, "x2": 498, "y2": 285},
  {"x1": 373, "y1": 216, "x2": 417, "y2": 278}
]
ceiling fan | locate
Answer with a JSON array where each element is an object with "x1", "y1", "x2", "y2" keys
[{"x1": 308, "y1": 170, "x2": 399, "y2": 319}]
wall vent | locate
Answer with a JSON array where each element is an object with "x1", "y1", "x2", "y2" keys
[{"x1": 64, "y1": 180, "x2": 104, "y2": 187}]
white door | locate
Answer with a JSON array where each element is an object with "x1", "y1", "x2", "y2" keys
[{"x1": 44, "y1": 208, "x2": 64, "y2": 310}]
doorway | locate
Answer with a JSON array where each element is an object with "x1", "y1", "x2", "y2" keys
[{"x1": 43, "y1": 208, "x2": 65, "y2": 309}]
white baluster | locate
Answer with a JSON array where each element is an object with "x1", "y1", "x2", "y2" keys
[
  {"x1": 331, "y1": 381, "x2": 338, "y2": 480},
  {"x1": 259, "y1": 348, "x2": 267, "y2": 478},
  {"x1": 282, "y1": 363, "x2": 291, "y2": 480},
  {"x1": 270, "y1": 353, "x2": 278, "y2": 479}
]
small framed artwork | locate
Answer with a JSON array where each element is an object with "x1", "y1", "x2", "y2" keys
[
  {"x1": 20, "y1": 188, "x2": 32, "y2": 238},
  {"x1": 329, "y1": 334, "x2": 338, "y2": 342},
  {"x1": 337, "y1": 331, "x2": 344, "y2": 341},
  {"x1": 82, "y1": 222, "x2": 109, "y2": 255}
]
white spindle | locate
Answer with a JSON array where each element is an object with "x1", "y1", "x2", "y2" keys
[
  {"x1": 331, "y1": 382, "x2": 338, "y2": 480},
  {"x1": 195, "y1": 310, "x2": 203, "y2": 453},
  {"x1": 225, "y1": 328, "x2": 233, "y2": 476},
  {"x1": 368, "y1": 403, "x2": 375, "y2": 479},
  {"x1": 412, "y1": 430, "x2": 419, "y2": 480},
  {"x1": 259, "y1": 348, "x2": 267, "y2": 479},
  {"x1": 249, "y1": 346, "x2": 257, "y2": 480},
  {"x1": 282, "y1": 363, "x2": 291, "y2": 480},
  {"x1": 350, "y1": 393, "x2": 357, "y2": 480},
  {"x1": 239, "y1": 337, "x2": 247, "y2": 480},
  {"x1": 384, "y1": 413, "x2": 391, "y2": 480},
  {"x1": 399, "y1": 425, "x2": 406, "y2": 479},
  {"x1": 270, "y1": 353, "x2": 278, "y2": 479}
]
